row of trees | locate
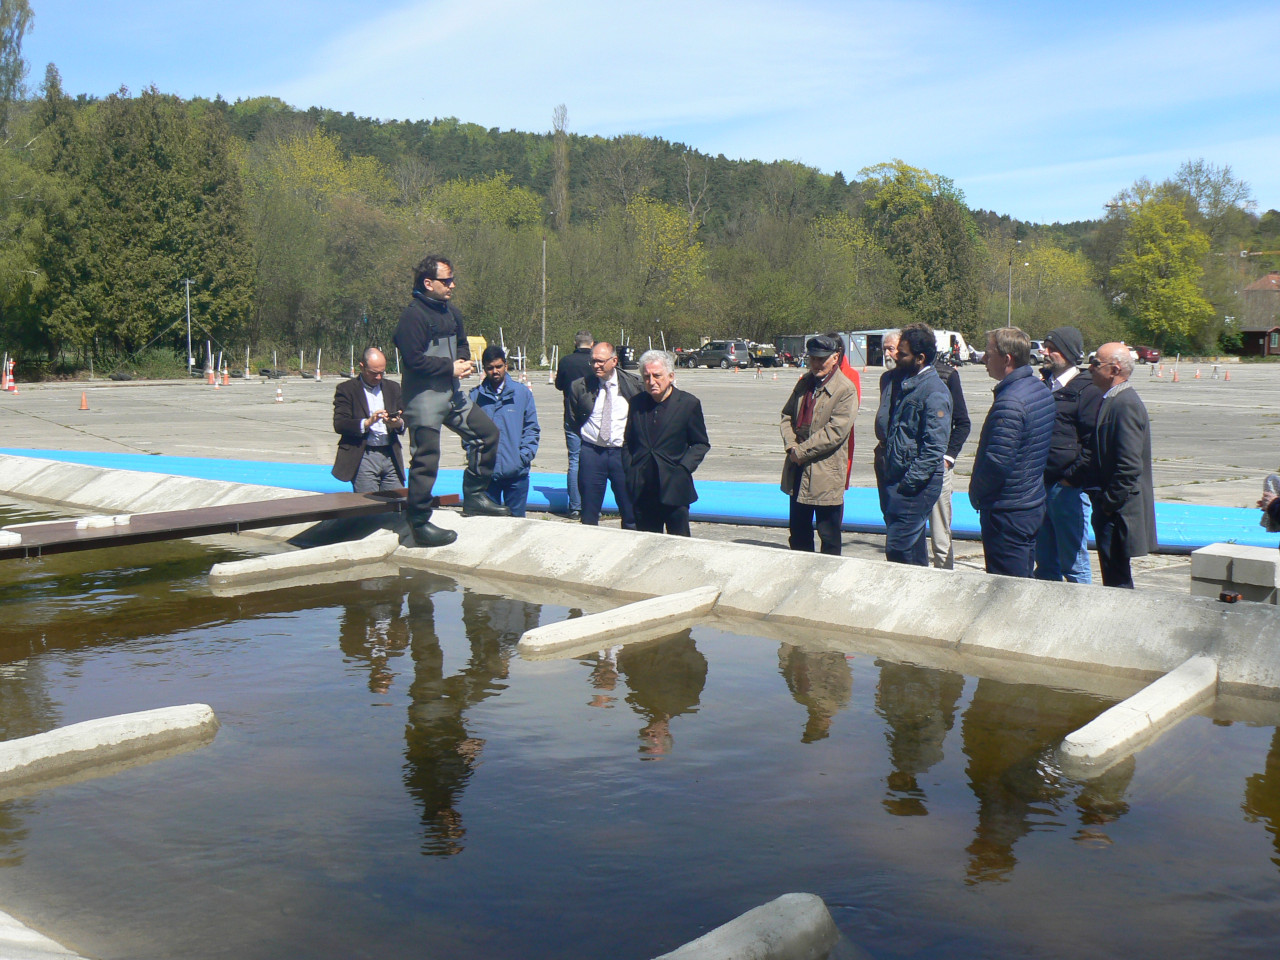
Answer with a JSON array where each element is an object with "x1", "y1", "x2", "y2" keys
[{"x1": 2, "y1": 0, "x2": 1277, "y2": 375}]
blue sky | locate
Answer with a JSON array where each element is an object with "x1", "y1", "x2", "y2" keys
[{"x1": 19, "y1": 0, "x2": 1280, "y2": 224}]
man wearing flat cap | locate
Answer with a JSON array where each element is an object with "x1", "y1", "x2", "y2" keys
[
  {"x1": 780, "y1": 335, "x2": 859, "y2": 555},
  {"x1": 1035, "y1": 326, "x2": 1103, "y2": 583}
]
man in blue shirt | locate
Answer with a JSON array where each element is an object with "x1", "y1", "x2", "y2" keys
[{"x1": 468, "y1": 346, "x2": 540, "y2": 517}]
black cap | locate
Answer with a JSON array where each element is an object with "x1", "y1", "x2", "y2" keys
[
  {"x1": 806, "y1": 335, "x2": 839, "y2": 358},
  {"x1": 1044, "y1": 326, "x2": 1084, "y2": 366}
]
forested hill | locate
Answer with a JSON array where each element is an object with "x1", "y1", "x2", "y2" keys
[{"x1": 2, "y1": 78, "x2": 1278, "y2": 377}]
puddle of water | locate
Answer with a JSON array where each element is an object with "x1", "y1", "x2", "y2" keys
[{"x1": 0, "y1": 510, "x2": 1278, "y2": 959}]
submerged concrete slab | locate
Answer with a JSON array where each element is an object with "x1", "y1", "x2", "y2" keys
[
  {"x1": 1059, "y1": 654, "x2": 1218, "y2": 777},
  {"x1": 652, "y1": 893, "x2": 842, "y2": 960},
  {"x1": 0, "y1": 908, "x2": 84, "y2": 960},
  {"x1": 0, "y1": 704, "x2": 218, "y2": 791},
  {"x1": 518, "y1": 586, "x2": 720, "y2": 658}
]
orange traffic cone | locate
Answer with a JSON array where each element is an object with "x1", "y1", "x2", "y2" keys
[
  {"x1": 1225, "y1": 369, "x2": 1231, "y2": 381},
  {"x1": 1156, "y1": 364, "x2": 1163, "y2": 378},
  {"x1": 222, "y1": 370, "x2": 230, "y2": 386},
  {"x1": 1172, "y1": 368, "x2": 1180, "y2": 382},
  {"x1": 1195, "y1": 368, "x2": 1201, "y2": 379},
  {"x1": 79, "y1": 391, "x2": 88, "y2": 411}
]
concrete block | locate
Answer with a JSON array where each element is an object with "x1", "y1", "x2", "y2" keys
[
  {"x1": 652, "y1": 892, "x2": 840, "y2": 960},
  {"x1": 208, "y1": 529, "x2": 398, "y2": 586},
  {"x1": 1230, "y1": 550, "x2": 1280, "y2": 589},
  {"x1": 0, "y1": 704, "x2": 218, "y2": 790},
  {"x1": 1193, "y1": 579, "x2": 1277, "y2": 604},
  {"x1": 518, "y1": 586, "x2": 721, "y2": 658},
  {"x1": 1190, "y1": 543, "x2": 1236, "y2": 581},
  {"x1": 1059, "y1": 654, "x2": 1217, "y2": 777},
  {"x1": 1191, "y1": 577, "x2": 1226, "y2": 598}
]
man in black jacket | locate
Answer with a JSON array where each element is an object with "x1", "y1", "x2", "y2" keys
[
  {"x1": 926, "y1": 331, "x2": 971, "y2": 570},
  {"x1": 623, "y1": 350, "x2": 711, "y2": 536},
  {"x1": 570, "y1": 342, "x2": 643, "y2": 527},
  {"x1": 554, "y1": 330, "x2": 594, "y2": 519},
  {"x1": 1035, "y1": 326, "x2": 1103, "y2": 583},
  {"x1": 332, "y1": 347, "x2": 405, "y2": 492},
  {"x1": 392, "y1": 254, "x2": 509, "y2": 548}
]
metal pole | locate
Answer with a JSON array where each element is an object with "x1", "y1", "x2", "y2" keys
[
  {"x1": 183, "y1": 279, "x2": 194, "y2": 372},
  {"x1": 540, "y1": 236, "x2": 548, "y2": 367}
]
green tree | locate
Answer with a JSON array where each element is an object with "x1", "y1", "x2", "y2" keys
[
  {"x1": 1110, "y1": 196, "x2": 1214, "y2": 350},
  {"x1": 0, "y1": 0, "x2": 32, "y2": 133}
]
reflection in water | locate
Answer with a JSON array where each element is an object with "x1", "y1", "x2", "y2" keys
[
  {"x1": 875, "y1": 661, "x2": 965, "y2": 816},
  {"x1": 0, "y1": 659, "x2": 55, "y2": 868},
  {"x1": 779, "y1": 644, "x2": 852, "y2": 743},
  {"x1": 618, "y1": 631, "x2": 707, "y2": 760},
  {"x1": 1243, "y1": 727, "x2": 1280, "y2": 869},
  {"x1": 338, "y1": 579, "x2": 410, "y2": 694},
  {"x1": 960, "y1": 678, "x2": 1133, "y2": 884},
  {"x1": 402, "y1": 580, "x2": 540, "y2": 856}
]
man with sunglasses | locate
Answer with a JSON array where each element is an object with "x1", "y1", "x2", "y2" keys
[
  {"x1": 394, "y1": 254, "x2": 510, "y2": 548},
  {"x1": 468, "y1": 345, "x2": 540, "y2": 517},
  {"x1": 569, "y1": 341, "x2": 642, "y2": 527},
  {"x1": 1088, "y1": 342, "x2": 1156, "y2": 587}
]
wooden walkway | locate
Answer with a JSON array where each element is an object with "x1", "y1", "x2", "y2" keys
[{"x1": 0, "y1": 489, "x2": 454, "y2": 560}]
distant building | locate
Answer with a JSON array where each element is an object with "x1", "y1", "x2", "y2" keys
[{"x1": 1241, "y1": 272, "x2": 1280, "y2": 356}]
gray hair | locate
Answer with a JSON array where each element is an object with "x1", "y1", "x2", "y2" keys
[
  {"x1": 637, "y1": 349, "x2": 675, "y2": 376},
  {"x1": 574, "y1": 330, "x2": 594, "y2": 348}
]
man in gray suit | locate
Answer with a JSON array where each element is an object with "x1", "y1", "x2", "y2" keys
[{"x1": 1088, "y1": 342, "x2": 1157, "y2": 587}]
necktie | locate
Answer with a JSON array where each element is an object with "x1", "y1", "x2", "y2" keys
[{"x1": 600, "y1": 381, "x2": 613, "y2": 445}]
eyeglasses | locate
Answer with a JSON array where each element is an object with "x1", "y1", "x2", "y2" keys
[
  {"x1": 1090, "y1": 357, "x2": 1113, "y2": 368},
  {"x1": 590, "y1": 357, "x2": 615, "y2": 366},
  {"x1": 433, "y1": 276, "x2": 457, "y2": 287}
]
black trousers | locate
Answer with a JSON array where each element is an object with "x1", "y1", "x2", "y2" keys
[
  {"x1": 789, "y1": 494, "x2": 843, "y2": 556},
  {"x1": 1092, "y1": 511, "x2": 1135, "y2": 588},
  {"x1": 578, "y1": 442, "x2": 635, "y2": 528},
  {"x1": 634, "y1": 493, "x2": 690, "y2": 536},
  {"x1": 406, "y1": 402, "x2": 499, "y2": 517},
  {"x1": 978, "y1": 505, "x2": 1044, "y2": 578}
]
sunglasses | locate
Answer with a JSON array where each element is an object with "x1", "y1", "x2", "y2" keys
[{"x1": 433, "y1": 276, "x2": 457, "y2": 286}]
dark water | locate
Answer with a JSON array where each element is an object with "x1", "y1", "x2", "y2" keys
[{"x1": 1, "y1": 505, "x2": 1279, "y2": 959}]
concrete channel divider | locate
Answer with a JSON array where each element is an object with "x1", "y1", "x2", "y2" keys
[
  {"x1": 1058, "y1": 654, "x2": 1219, "y2": 778},
  {"x1": 651, "y1": 893, "x2": 843, "y2": 960},
  {"x1": 517, "y1": 585, "x2": 721, "y2": 659},
  {"x1": 0, "y1": 704, "x2": 219, "y2": 793},
  {"x1": 208, "y1": 528, "x2": 400, "y2": 586}
]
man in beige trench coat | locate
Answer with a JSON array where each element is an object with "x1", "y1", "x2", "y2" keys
[{"x1": 780, "y1": 334, "x2": 860, "y2": 556}]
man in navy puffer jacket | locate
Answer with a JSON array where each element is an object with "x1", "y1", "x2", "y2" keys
[
  {"x1": 969, "y1": 326, "x2": 1056, "y2": 577},
  {"x1": 879, "y1": 326, "x2": 952, "y2": 565}
]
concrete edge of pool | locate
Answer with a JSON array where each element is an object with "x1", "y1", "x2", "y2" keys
[{"x1": 4, "y1": 453, "x2": 1280, "y2": 959}]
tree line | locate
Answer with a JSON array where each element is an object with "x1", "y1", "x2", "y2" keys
[{"x1": 2, "y1": 2, "x2": 1278, "y2": 377}]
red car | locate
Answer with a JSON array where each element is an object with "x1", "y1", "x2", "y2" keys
[{"x1": 1135, "y1": 345, "x2": 1161, "y2": 365}]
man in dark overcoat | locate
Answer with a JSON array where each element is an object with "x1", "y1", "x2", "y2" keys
[
  {"x1": 1088, "y1": 341, "x2": 1157, "y2": 588},
  {"x1": 622, "y1": 350, "x2": 711, "y2": 536}
]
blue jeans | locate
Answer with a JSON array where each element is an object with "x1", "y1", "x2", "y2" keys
[
  {"x1": 1035, "y1": 482, "x2": 1092, "y2": 583},
  {"x1": 564, "y1": 430, "x2": 582, "y2": 513},
  {"x1": 488, "y1": 474, "x2": 531, "y2": 518}
]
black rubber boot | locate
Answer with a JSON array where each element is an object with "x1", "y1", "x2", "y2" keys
[
  {"x1": 461, "y1": 473, "x2": 511, "y2": 517},
  {"x1": 409, "y1": 514, "x2": 458, "y2": 547}
]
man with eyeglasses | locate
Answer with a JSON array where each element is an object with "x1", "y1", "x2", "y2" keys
[
  {"x1": 331, "y1": 347, "x2": 406, "y2": 493},
  {"x1": 467, "y1": 345, "x2": 540, "y2": 517},
  {"x1": 569, "y1": 342, "x2": 642, "y2": 527},
  {"x1": 393, "y1": 254, "x2": 510, "y2": 548},
  {"x1": 1088, "y1": 342, "x2": 1156, "y2": 588}
]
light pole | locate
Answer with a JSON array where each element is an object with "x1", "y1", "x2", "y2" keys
[
  {"x1": 540, "y1": 235, "x2": 548, "y2": 367},
  {"x1": 1007, "y1": 240, "x2": 1021, "y2": 327},
  {"x1": 182, "y1": 278, "x2": 195, "y2": 373}
]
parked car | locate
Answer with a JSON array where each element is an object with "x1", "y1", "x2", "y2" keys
[
  {"x1": 1029, "y1": 340, "x2": 1047, "y2": 364},
  {"x1": 1135, "y1": 345, "x2": 1161, "y2": 365},
  {"x1": 692, "y1": 339, "x2": 752, "y2": 369}
]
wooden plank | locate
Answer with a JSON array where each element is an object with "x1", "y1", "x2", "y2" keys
[{"x1": 0, "y1": 491, "x2": 457, "y2": 560}]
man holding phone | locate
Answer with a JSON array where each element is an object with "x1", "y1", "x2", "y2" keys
[{"x1": 332, "y1": 346, "x2": 406, "y2": 492}]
